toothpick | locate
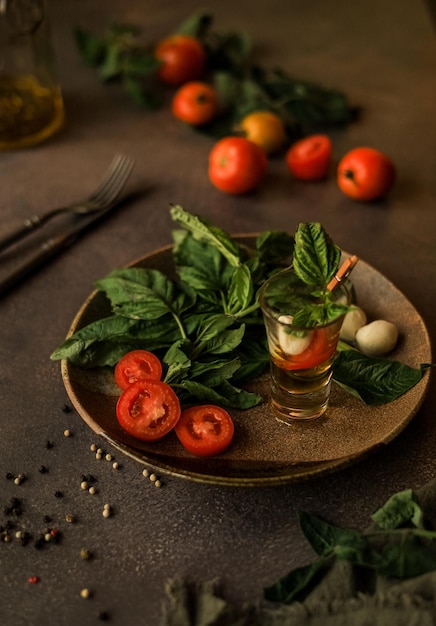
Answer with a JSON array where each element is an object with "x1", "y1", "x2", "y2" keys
[{"x1": 327, "y1": 255, "x2": 359, "y2": 292}]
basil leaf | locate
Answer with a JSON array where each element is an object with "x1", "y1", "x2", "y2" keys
[
  {"x1": 189, "y1": 357, "x2": 241, "y2": 387},
  {"x1": 379, "y1": 536, "x2": 436, "y2": 579},
  {"x1": 227, "y1": 265, "x2": 254, "y2": 315},
  {"x1": 170, "y1": 205, "x2": 242, "y2": 268},
  {"x1": 231, "y1": 335, "x2": 270, "y2": 383},
  {"x1": 50, "y1": 316, "x2": 180, "y2": 367},
  {"x1": 255, "y1": 230, "x2": 294, "y2": 264},
  {"x1": 293, "y1": 222, "x2": 341, "y2": 286},
  {"x1": 96, "y1": 268, "x2": 192, "y2": 321},
  {"x1": 181, "y1": 379, "x2": 262, "y2": 408},
  {"x1": 371, "y1": 489, "x2": 425, "y2": 530},
  {"x1": 292, "y1": 302, "x2": 349, "y2": 327},
  {"x1": 263, "y1": 557, "x2": 331, "y2": 604},
  {"x1": 173, "y1": 230, "x2": 234, "y2": 294},
  {"x1": 333, "y1": 351, "x2": 427, "y2": 405},
  {"x1": 175, "y1": 11, "x2": 213, "y2": 38},
  {"x1": 298, "y1": 511, "x2": 365, "y2": 558},
  {"x1": 74, "y1": 27, "x2": 106, "y2": 67},
  {"x1": 193, "y1": 315, "x2": 245, "y2": 357},
  {"x1": 162, "y1": 339, "x2": 192, "y2": 384}
]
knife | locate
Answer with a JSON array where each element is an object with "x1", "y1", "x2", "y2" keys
[{"x1": 0, "y1": 193, "x2": 136, "y2": 297}]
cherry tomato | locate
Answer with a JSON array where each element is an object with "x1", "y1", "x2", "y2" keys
[
  {"x1": 172, "y1": 81, "x2": 219, "y2": 126},
  {"x1": 116, "y1": 379, "x2": 181, "y2": 442},
  {"x1": 154, "y1": 35, "x2": 206, "y2": 86},
  {"x1": 175, "y1": 405, "x2": 235, "y2": 457},
  {"x1": 239, "y1": 110, "x2": 287, "y2": 155},
  {"x1": 208, "y1": 136, "x2": 268, "y2": 195},
  {"x1": 276, "y1": 328, "x2": 337, "y2": 371},
  {"x1": 337, "y1": 147, "x2": 396, "y2": 201},
  {"x1": 114, "y1": 350, "x2": 163, "y2": 390},
  {"x1": 286, "y1": 134, "x2": 332, "y2": 180}
]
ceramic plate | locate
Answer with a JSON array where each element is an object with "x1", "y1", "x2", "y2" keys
[{"x1": 61, "y1": 237, "x2": 432, "y2": 486}]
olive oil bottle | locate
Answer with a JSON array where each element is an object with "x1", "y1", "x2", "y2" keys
[{"x1": 0, "y1": 0, "x2": 64, "y2": 150}]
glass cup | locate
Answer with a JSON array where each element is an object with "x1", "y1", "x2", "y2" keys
[
  {"x1": 259, "y1": 267, "x2": 350, "y2": 423},
  {"x1": 0, "y1": 0, "x2": 64, "y2": 150}
]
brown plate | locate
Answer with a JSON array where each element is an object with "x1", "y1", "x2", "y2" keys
[{"x1": 61, "y1": 237, "x2": 432, "y2": 486}]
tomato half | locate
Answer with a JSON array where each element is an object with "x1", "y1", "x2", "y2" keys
[
  {"x1": 154, "y1": 35, "x2": 206, "y2": 86},
  {"x1": 337, "y1": 147, "x2": 396, "y2": 201},
  {"x1": 116, "y1": 379, "x2": 181, "y2": 442},
  {"x1": 172, "y1": 81, "x2": 219, "y2": 126},
  {"x1": 208, "y1": 136, "x2": 268, "y2": 195},
  {"x1": 239, "y1": 110, "x2": 287, "y2": 155},
  {"x1": 114, "y1": 350, "x2": 163, "y2": 390},
  {"x1": 285, "y1": 134, "x2": 332, "y2": 180},
  {"x1": 275, "y1": 328, "x2": 338, "y2": 371},
  {"x1": 175, "y1": 405, "x2": 235, "y2": 457}
]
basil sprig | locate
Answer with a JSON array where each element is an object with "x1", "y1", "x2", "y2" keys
[{"x1": 290, "y1": 222, "x2": 349, "y2": 327}]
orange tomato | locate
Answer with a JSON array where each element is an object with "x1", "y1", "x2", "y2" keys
[{"x1": 239, "y1": 110, "x2": 287, "y2": 155}]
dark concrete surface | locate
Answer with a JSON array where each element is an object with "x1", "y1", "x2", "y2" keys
[{"x1": 0, "y1": 1, "x2": 435, "y2": 624}]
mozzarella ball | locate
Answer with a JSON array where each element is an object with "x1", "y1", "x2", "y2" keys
[
  {"x1": 355, "y1": 320, "x2": 398, "y2": 356},
  {"x1": 340, "y1": 306, "x2": 367, "y2": 342},
  {"x1": 277, "y1": 315, "x2": 313, "y2": 355}
]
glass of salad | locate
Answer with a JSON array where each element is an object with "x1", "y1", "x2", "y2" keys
[{"x1": 259, "y1": 267, "x2": 350, "y2": 423}]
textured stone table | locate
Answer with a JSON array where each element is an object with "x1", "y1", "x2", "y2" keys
[{"x1": 0, "y1": 1, "x2": 435, "y2": 624}]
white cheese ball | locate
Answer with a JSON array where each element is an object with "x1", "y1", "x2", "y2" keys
[
  {"x1": 277, "y1": 315, "x2": 313, "y2": 355},
  {"x1": 340, "y1": 306, "x2": 367, "y2": 342},
  {"x1": 355, "y1": 320, "x2": 398, "y2": 356}
]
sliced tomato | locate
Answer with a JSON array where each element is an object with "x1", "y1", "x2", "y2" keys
[
  {"x1": 279, "y1": 328, "x2": 337, "y2": 370},
  {"x1": 175, "y1": 405, "x2": 235, "y2": 457},
  {"x1": 114, "y1": 350, "x2": 163, "y2": 390},
  {"x1": 116, "y1": 379, "x2": 181, "y2": 442}
]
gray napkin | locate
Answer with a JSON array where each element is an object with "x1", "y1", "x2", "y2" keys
[{"x1": 161, "y1": 478, "x2": 436, "y2": 626}]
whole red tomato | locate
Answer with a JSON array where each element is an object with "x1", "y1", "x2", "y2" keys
[
  {"x1": 337, "y1": 147, "x2": 396, "y2": 201},
  {"x1": 154, "y1": 35, "x2": 206, "y2": 86},
  {"x1": 208, "y1": 137, "x2": 268, "y2": 194},
  {"x1": 285, "y1": 134, "x2": 332, "y2": 180},
  {"x1": 172, "y1": 81, "x2": 219, "y2": 126}
]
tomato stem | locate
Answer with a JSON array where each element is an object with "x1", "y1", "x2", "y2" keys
[{"x1": 343, "y1": 169, "x2": 357, "y2": 184}]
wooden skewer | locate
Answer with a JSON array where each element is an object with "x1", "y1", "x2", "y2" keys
[{"x1": 327, "y1": 254, "x2": 359, "y2": 292}]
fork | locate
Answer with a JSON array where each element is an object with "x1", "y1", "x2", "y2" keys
[
  {"x1": 0, "y1": 153, "x2": 135, "y2": 253},
  {"x1": 0, "y1": 154, "x2": 135, "y2": 296}
]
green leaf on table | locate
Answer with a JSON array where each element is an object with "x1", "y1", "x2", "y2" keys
[
  {"x1": 379, "y1": 536, "x2": 436, "y2": 579},
  {"x1": 298, "y1": 511, "x2": 367, "y2": 559},
  {"x1": 74, "y1": 27, "x2": 107, "y2": 66},
  {"x1": 371, "y1": 489, "x2": 425, "y2": 530},
  {"x1": 293, "y1": 222, "x2": 341, "y2": 287},
  {"x1": 332, "y1": 350, "x2": 428, "y2": 405},
  {"x1": 263, "y1": 557, "x2": 331, "y2": 604},
  {"x1": 175, "y1": 10, "x2": 214, "y2": 38}
]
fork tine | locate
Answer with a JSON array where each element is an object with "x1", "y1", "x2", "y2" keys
[{"x1": 88, "y1": 154, "x2": 135, "y2": 208}]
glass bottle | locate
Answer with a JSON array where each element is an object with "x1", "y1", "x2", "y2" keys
[{"x1": 0, "y1": 0, "x2": 64, "y2": 150}]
